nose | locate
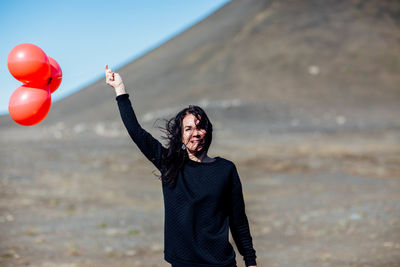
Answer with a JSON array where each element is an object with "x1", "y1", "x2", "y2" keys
[
  {"x1": 192, "y1": 129, "x2": 200, "y2": 137},
  {"x1": 195, "y1": 126, "x2": 204, "y2": 135}
]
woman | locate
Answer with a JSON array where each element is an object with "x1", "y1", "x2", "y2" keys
[{"x1": 105, "y1": 65, "x2": 257, "y2": 267}]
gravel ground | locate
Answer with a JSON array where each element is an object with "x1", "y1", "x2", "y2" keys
[{"x1": 1, "y1": 126, "x2": 399, "y2": 267}]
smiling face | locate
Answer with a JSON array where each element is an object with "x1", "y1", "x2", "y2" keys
[{"x1": 182, "y1": 113, "x2": 207, "y2": 154}]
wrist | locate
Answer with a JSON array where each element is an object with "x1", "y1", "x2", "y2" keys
[{"x1": 115, "y1": 84, "x2": 126, "y2": 96}]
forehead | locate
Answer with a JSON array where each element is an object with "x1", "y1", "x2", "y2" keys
[{"x1": 182, "y1": 114, "x2": 200, "y2": 126}]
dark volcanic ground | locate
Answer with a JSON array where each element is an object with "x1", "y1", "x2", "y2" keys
[{"x1": 1, "y1": 0, "x2": 400, "y2": 266}]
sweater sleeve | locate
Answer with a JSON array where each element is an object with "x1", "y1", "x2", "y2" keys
[
  {"x1": 116, "y1": 93, "x2": 166, "y2": 172},
  {"x1": 229, "y1": 164, "x2": 257, "y2": 267}
]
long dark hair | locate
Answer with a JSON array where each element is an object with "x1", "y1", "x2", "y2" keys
[{"x1": 160, "y1": 105, "x2": 213, "y2": 184}]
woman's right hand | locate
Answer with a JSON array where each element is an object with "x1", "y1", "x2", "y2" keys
[{"x1": 105, "y1": 64, "x2": 126, "y2": 96}]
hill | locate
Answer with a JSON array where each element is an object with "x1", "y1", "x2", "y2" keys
[{"x1": 0, "y1": 0, "x2": 399, "y2": 135}]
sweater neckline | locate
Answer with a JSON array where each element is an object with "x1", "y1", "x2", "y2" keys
[{"x1": 186, "y1": 156, "x2": 220, "y2": 166}]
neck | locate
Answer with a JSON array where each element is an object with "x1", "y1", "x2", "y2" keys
[{"x1": 187, "y1": 150, "x2": 208, "y2": 162}]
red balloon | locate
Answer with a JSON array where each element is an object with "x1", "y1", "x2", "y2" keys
[
  {"x1": 7, "y1": 43, "x2": 50, "y2": 86},
  {"x1": 48, "y1": 57, "x2": 62, "y2": 93},
  {"x1": 8, "y1": 85, "x2": 51, "y2": 126}
]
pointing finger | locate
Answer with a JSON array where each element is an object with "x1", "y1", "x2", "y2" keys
[{"x1": 105, "y1": 64, "x2": 113, "y2": 74}]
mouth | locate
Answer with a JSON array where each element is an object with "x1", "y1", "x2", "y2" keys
[{"x1": 190, "y1": 139, "x2": 204, "y2": 150}]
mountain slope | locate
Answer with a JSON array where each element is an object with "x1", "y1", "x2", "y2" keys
[{"x1": 1, "y1": 0, "x2": 399, "y2": 132}]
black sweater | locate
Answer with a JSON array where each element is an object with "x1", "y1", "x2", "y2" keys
[{"x1": 116, "y1": 94, "x2": 257, "y2": 267}]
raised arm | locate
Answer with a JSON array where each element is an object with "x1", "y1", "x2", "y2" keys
[
  {"x1": 229, "y1": 164, "x2": 257, "y2": 267},
  {"x1": 105, "y1": 65, "x2": 166, "y2": 171}
]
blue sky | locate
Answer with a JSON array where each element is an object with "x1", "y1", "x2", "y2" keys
[{"x1": 0, "y1": 0, "x2": 230, "y2": 115}]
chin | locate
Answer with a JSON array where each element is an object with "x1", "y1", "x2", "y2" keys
[
  {"x1": 188, "y1": 147, "x2": 202, "y2": 154},
  {"x1": 194, "y1": 147, "x2": 205, "y2": 154}
]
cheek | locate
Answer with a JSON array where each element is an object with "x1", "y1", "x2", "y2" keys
[{"x1": 182, "y1": 132, "x2": 189, "y2": 142}]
